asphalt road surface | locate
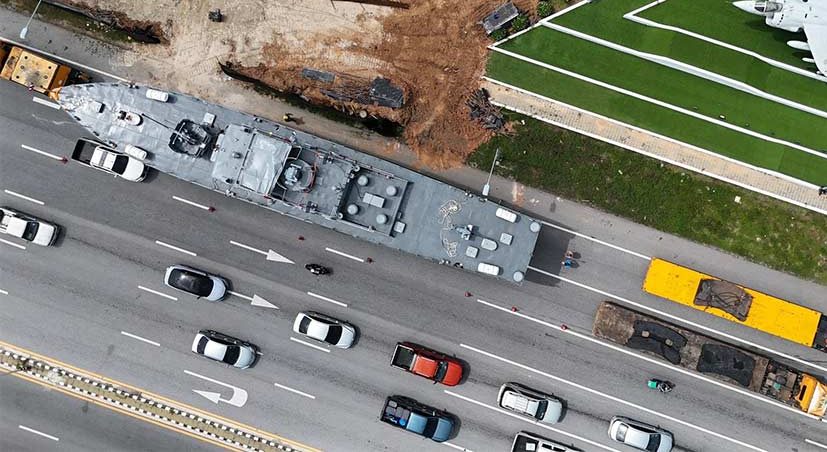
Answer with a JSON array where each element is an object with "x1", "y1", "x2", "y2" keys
[{"x1": 1, "y1": 27, "x2": 827, "y2": 452}]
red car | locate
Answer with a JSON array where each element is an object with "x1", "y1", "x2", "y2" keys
[{"x1": 390, "y1": 342, "x2": 463, "y2": 386}]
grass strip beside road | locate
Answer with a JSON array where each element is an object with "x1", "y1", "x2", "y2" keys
[{"x1": 470, "y1": 111, "x2": 827, "y2": 284}]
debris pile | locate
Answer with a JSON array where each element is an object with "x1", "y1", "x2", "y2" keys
[{"x1": 467, "y1": 88, "x2": 505, "y2": 130}]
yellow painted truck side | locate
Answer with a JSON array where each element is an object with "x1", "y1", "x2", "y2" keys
[
  {"x1": 643, "y1": 258, "x2": 821, "y2": 347},
  {"x1": 0, "y1": 46, "x2": 73, "y2": 99}
]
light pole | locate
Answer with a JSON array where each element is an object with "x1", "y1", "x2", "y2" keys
[
  {"x1": 19, "y1": 0, "x2": 44, "y2": 40},
  {"x1": 481, "y1": 147, "x2": 500, "y2": 197}
]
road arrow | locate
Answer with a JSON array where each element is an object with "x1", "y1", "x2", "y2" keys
[
  {"x1": 193, "y1": 390, "x2": 222, "y2": 404},
  {"x1": 185, "y1": 370, "x2": 248, "y2": 407},
  {"x1": 251, "y1": 294, "x2": 279, "y2": 309},
  {"x1": 230, "y1": 240, "x2": 294, "y2": 264}
]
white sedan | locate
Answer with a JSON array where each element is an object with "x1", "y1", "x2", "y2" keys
[{"x1": 293, "y1": 311, "x2": 356, "y2": 349}]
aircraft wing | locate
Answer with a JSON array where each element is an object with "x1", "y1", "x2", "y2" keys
[{"x1": 803, "y1": 22, "x2": 827, "y2": 74}]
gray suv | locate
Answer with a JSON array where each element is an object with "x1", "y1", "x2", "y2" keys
[{"x1": 498, "y1": 382, "x2": 563, "y2": 424}]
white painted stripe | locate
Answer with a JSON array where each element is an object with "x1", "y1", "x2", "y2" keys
[
  {"x1": 525, "y1": 265, "x2": 827, "y2": 374},
  {"x1": 324, "y1": 247, "x2": 364, "y2": 262},
  {"x1": 0, "y1": 288, "x2": 8, "y2": 295},
  {"x1": 154, "y1": 240, "x2": 197, "y2": 256},
  {"x1": 18, "y1": 425, "x2": 59, "y2": 441},
  {"x1": 120, "y1": 331, "x2": 161, "y2": 347},
  {"x1": 290, "y1": 337, "x2": 330, "y2": 353},
  {"x1": 273, "y1": 382, "x2": 315, "y2": 399},
  {"x1": 444, "y1": 391, "x2": 621, "y2": 452},
  {"x1": 0, "y1": 238, "x2": 26, "y2": 250},
  {"x1": 459, "y1": 344, "x2": 768, "y2": 452},
  {"x1": 475, "y1": 298, "x2": 814, "y2": 418},
  {"x1": 137, "y1": 285, "x2": 178, "y2": 301},
  {"x1": 32, "y1": 96, "x2": 61, "y2": 109},
  {"x1": 0, "y1": 37, "x2": 128, "y2": 82},
  {"x1": 443, "y1": 442, "x2": 474, "y2": 452},
  {"x1": 806, "y1": 439, "x2": 827, "y2": 450},
  {"x1": 172, "y1": 195, "x2": 211, "y2": 210},
  {"x1": 537, "y1": 221, "x2": 650, "y2": 260},
  {"x1": 229, "y1": 240, "x2": 266, "y2": 256},
  {"x1": 3, "y1": 189, "x2": 44, "y2": 205},
  {"x1": 227, "y1": 290, "x2": 252, "y2": 301},
  {"x1": 306, "y1": 291, "x2": 348, "y2": 308},
  {"x1": 21, "y1": 144, "x2": 64, "y2": 161}
]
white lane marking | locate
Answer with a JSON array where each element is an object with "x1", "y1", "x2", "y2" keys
[
  {"x1": 307, "y1": 291, "x2": 348, "y2": 308},
  {"x1": 172, "y1": 195, "x2": 212, "y2": 211},
  {"x1": 806, "y1": 439, "x2": 827, "y2": 450},
  {"x1": 184, "y1": 370, "x2": 248, "y2": 407},
  {"x1": 3, "y1": 189, "x2": 44, "y2": 205},
  {"x1": 229, "y1": 240, "x2": 294, "y2": 264},
  {"x1": 0, "y1": 238, "x2": 26, "y2": 250},
  {"x1": 324, "y1": 247, "x2": 364, "y2": 262},
  {"x1": 154, "y1": 240, "x2": 197, "y2": 256},
  {"x1": 444, "y1": 391, "x2": 620, "y2": 452},
  {"x1": 527, "y1": 265, "x2": 827, "y2": 375},
  {"x1": 273, "y1": 382, "x2": 316, "y2": 399},
  {"x1": 538, "y1": 220, "x2": 651, "y2": 260},
  {"x1": 460, "y1": 344, "x2": 768, "y2": 452},
  {"x1": 31, "y1": 96, "x2": 61, "y2": 109},
  {"x1": 120, "y1": 331, "x2": 161, "y2": 347},
  {"x1": 137, "y1": 285, "x2": 178, "y2": 301},
  {"x1": 0, "y1": 288, "x2": 8, "y2": 295},
  {"x1": 443, "y1": 442, "x2": 474, "y2": 452},
  {"x1": 0, "y1": 37, "x2": 128, "y2": 82},
  {"x1": 21, "y1": 144, "x2": 64, "y2": 161},
  {"x1": 290, "y1": 337, "x2": 330, "y2": 353},
  {"x1": 18, "y1": 425, "x2": 59, "y2": 442},
  {"x1": 476, "y1": 298, "x2": 814, "y2": 419}
]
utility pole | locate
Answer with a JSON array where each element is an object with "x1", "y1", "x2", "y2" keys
[
  {"x1": 482, "y1": 148, "x2": 500, "y2": 197},
  {"x1": 19, "y1": 0, "x2": 44, "y2": 40}
]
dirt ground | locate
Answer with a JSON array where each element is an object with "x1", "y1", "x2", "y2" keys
[{"x1": 68, "y1": 0, "x2": 538, "y2": 168}]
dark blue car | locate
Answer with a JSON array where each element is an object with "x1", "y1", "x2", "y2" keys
[{"x1": 380, "y1": 395, "x2": 455, "y2": 442}]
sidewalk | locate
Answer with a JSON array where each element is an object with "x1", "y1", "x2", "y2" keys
[{"x1": 482, "y1": 78, "x2": 827, "y2": 216}]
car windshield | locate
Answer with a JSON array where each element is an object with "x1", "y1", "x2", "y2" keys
[
  {"x1": 111, "y1": 155, "x2": 129, "y2": 174},
  {"x1": 298, "y1": 316, "x2": 312, "y2": 334},
  {"x1": 422, "y1": 417, "x2": 439, "y2": 439},
  {"x1": 196, "y1": 336, "x2": 209, "y2": 354},
  {"x1": 434, "y1": 361, "x2": 448, "y2": 382},
  {"x1": 222, "y1": 345, "x2": 240, "y2": 364},
  {"x1": 646, "y1": 434, "x2": 661, "y2": 451},
  {"x1": 171, "y1": 269, "x2": 213, "y2": 296},
  {"x1": 324, "y1": 325, "x2": 342, "y2": 344},
  {"x1": 536, "y1": 399, "x2": 548, "y2": 419},
  {"x1": 21, "y1": 221, "x2": 39, "y2": 241},
  {"x1": 616, "y1": 424, "x2": 628, "y2": 442}
]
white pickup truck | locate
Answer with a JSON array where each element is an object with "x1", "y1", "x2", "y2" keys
[
  {"x1": 0, "y1": 207, "x2": 60, "y2": 246},
  {"x1": 72, "y1": 138, "x2": 147, "y2": 182}
]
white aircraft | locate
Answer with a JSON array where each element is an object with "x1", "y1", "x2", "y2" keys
[{"x1": 733, "y1": 0, "x2": 827, "y2": 75}]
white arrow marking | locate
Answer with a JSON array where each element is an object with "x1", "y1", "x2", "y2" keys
[
  {"x1": 32, "y1": 96, "x2": 61, "y2": 109},
  {"x1": 229, "y1": 240, "x2": 294, "y2": 264},
  {"x1": 184, "y1": 370, "x2": 248, "y2": 407},
  {"x1": 251, "y1": 294, "x2": 279, "y2": 309},
  {"x1": 21, "y1": 144, "x2": 64, "y2": 161}
]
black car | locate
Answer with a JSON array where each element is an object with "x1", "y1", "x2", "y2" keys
[{"x1": 164, "y1": 264, "x2": 227, "y2": 301}]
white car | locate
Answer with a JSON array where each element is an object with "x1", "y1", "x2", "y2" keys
[
  {"x1": 292, "y1": 311, "x2": 356, "y2": 348},
  {"x1": 164, "y1": 264, "x2": 227, "y2": 301},
  {"x1": 0, "y1": 207, "x2": 59, "y2": 246},
  {"x1": 191, "y1": 330, "x2": 257, "y2": 369},
  {"x1": 608, "y1": 416, "x2": 673, "y2": 452},
  {"x1": 498, "y1": 382, "x2": 563, "y2": 424},
  {"x1": 90, "y1": 146, "x2": 147, "y2": 182}
]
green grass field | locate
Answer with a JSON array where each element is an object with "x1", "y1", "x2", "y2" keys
[{"x1": 487, "y1": 0, "x2": 827, "y2": 185}]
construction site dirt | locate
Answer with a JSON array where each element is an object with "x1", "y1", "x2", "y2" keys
[{"x1": 42, "y1": 0, "x2": 539, "y2": 169}]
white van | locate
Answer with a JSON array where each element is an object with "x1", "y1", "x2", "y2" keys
[{"x1": 145, "y1": 89, "x2": 170, "y2": 102}]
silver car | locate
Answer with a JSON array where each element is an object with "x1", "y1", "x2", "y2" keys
[
  {"x1": 191, "y1": 330, "x2": 257, "y2": 369},
  {"x1": 164, "y1": 265, "x2": 227, "y2": 301},
  {"x1": 293, "y1": 311, "x2": 356, "y2": 348},
  {"x1": 498, "y1": 382, "x2": 563, "y2": 424},
  {"x1": 608, "y1": 416, "x2": 673, "y2": 452}
]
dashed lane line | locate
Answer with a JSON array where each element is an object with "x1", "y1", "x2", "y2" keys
[
  {"x1": 154, "y1": 240, "x2": 197, "y2": 257},
  {"x1": 306, "y1": 291, "x2": 348, "y2": 308},
  {"x1": 120, "y1": 331, "x2": 161, "y2": 347},
  {"x1": 18, "y1": 425, "x2": 59, "y2": 442},
  {"x1": 21, "y1": 144, "x2": 64, "y2": 161},
  {"x1": 538, "y1": 220, "x2": 650, "y2": 260},
  {"x1": 31, "y1": 96, "x2": 61, "y2": 109},
  {"x1": 0, "y1": 238, "x2": 26, "y2": 250},
  {"x1": 289, "y1": 337, "x2": 330, "y2": 353},
  {"x1": 3, "y1": 189, "x2": 44, "y2": 205},
  {"x1": 137, "y1": 285, "x2": 178, "y2": 301},
  {"x1": 273, "y1": 382, "x2": 315, "y2": 400},
  {"x1": 324, "y1": 247, "x2": 364, "y2": 263}
]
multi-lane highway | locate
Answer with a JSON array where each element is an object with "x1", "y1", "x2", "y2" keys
[{"x1": 2, "y1": 45, "x2": 827, "y2": 452}]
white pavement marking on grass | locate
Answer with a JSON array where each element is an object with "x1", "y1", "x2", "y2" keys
[
  {"x1": 290, "y1": 337, "x2": 330, "y2": 353},
  {"x1": 806, "y1": 439, "x2": 827, "y2": 450},
  {"x1": 172, "y1": 195, "x2": 211, "y2": 210},
  {"x1": 21, "y1": 144, "x2": 64, "y2": 161},
  {"x1": 0, "y1": 238, "x2": 26, "y2": 250},
  {"x1": 442, "y1": 442, "x2": 474, "y2": 452},
  {"x1": 154, "y1": 240, "x2": 197, "y2": 256},
  {"x1": 31, "y1": 96, "x2": 61, "y2": 109},
  {"x1": 273, "y1": 382, "x2": 315, "y2": 399},
  {"x1": 538, "y1": 220, "x2": 650, "y2": 260},
  {"x1": 120, "y1": 331, "x2": 161, "y2": 347},
  {"x1": 4, "y1": 189, "x2": 44, "y2": 205},
  {"x1": 488, "y1": 46, "x2": 827, "y2": 162},
  {"x1": 137, "y1": 285, "x2": 178, "y2": 301},
  {"x1": 526, "y1": 265, "x2": 827, "y2": 374},
  {"x1": 307, "y1": 291, "x2": 348, "y2": 308},
  {"x1": 476, "y1": 298, "x2": 814, "y2": 419},
  {"x1": 444, "y1": 391, "x2": 621, "y2": 452},
  {"x1": 0, "y1": 36, "x2": 129, "y2": 82},
  {"x1": 460, "y1": 344, "x2": 768, "y2": 452},
  {"x1": 324, "y1": 247, "x2": 364, "y2": 262},
  {"x1": 18, "y1": 425, "x2": 59, "y2": 442}
]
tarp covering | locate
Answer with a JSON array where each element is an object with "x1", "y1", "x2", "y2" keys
[
  {"x1": 694, "y1": 279, "x2": 753, "y2": 321},
  {"x1": 626, "y1": 320, "x2": 687, "y2": 365},
  {"x1": 698, "y1": 344, "x2": 755, "y2": 387}
]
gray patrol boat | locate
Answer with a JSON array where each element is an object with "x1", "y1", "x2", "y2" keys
[{"x1": 58, "y1": 83, "x2": 540, "y2": 282}]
